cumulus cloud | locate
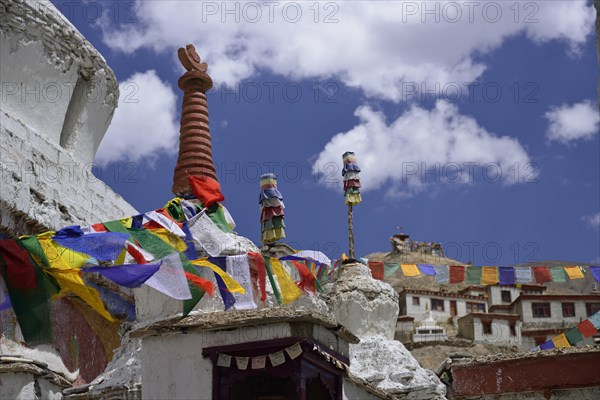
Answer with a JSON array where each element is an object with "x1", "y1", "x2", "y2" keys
[
  {"x1": 95, "y1": 70, "x2": 179, "y2": 166},
  {"x1": 545, "y1": 100, "x2": 600, "y2": 144},
  {"x1": 583, "y1": 212, "x2": 600, "y2": 229},
  {"x1": 312, "y1": 101, "x2": 534, "y2": 196},
  {"x1": 101, "y1": 1, "x2": 594, "y2": 102}
]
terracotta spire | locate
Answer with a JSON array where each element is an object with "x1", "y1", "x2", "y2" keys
[{"x1": 172, "y1": 44, "x2": 217, "y2": 196}]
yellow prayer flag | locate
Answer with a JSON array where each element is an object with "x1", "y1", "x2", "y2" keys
[
  {"x1": 564, "y1": 266, "x2": 584, "y2": 280},
  {"x1": 481, "y1": 266, "x2": 499, "y2": 285},
  {"x1": 119, "y1": 217, "x2": 133, "y2": 228},
  {"x1": 552, "y1": 333, "x2": 571, "y2": 348},
  {"x1": 341, "y1": 253, "x2": 348, "y2": 260},
  {"x1": 270, "y1": 258, "x2": 302, "y2": 304},
  {"x1": 37, "y1": 233, "x2": 114, "y2": 321},
  {"x1": 150, "y1": 228, "x2": 187, "y2": 253},
  {"x1": 191, "y1": 259, "x2": 245, "y2": 294},
  {"x1": 400, "y1": 264, "x2": 420, "y2": 277}
]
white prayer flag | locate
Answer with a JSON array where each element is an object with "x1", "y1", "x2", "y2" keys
[
  {"x1": 227, "y1": 255, "x2": 257, "y2": 310},
  {"x1": 144, "y1": 253, "x2": 192, "y2": 300},
  {"x1": 189, "y1": 212, "x2": 236, "y2": 257},
  {"x1": 145, "y1": 210, "x2": 186, "y2": 237},
  {"x1": 217, "y1": 354, "x2": 232, "y2": 368},
  {"x1": 285, "y1": 343, "x2": 302, "y2": 360},
  {"x1": 235, "y1": 357, "x2": 249, "y2": 370},
  {"x1": 269, "y1": 351, "x2": 286, "y2": 367},
  {"x1": 251, "y1": 356, "x2": 266, "y2": 369},
  {"x1": 295, "y1": 250, "x2": 331, "y2": 266},
  {"x1": 515, "y1": 267, "x2": 532, "y2": 283}
]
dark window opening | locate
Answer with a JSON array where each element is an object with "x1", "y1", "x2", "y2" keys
[
  {"x1": 586, "y1": 303, "x2": 600, "y2": 317},
  {"x1": 562, "y1": 303, "x2": 575, "y2": 318},
  {"x1": 412, "y1": 296, "x2": 420, "y2": 306},
  {"x1": 509, "y1": 322, "x2": 516, "y2": 336},
  {"x1": 501, "y1": 290, "x2": 511, "y2": 303},
  {"x1": 431, "y1": 299, "x2": 445, "y2": 311},
  {"x1": 482, "y1": 320, "x2": 493, "y2": 335},
  {"x1": 532, "y1": 303, "x2": 551, "y2": 318}
]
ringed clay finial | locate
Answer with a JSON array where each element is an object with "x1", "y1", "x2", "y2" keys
[{"x1": 178, "y1": 44, "x2": 208, "y2": 72}]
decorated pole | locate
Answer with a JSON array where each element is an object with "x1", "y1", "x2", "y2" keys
[
  {"x1": 259, "y1": 173, "x2": 286, "y2": 244},
  {"x1": 342, "y1": 152, "x2": 361, "y2": 259}
]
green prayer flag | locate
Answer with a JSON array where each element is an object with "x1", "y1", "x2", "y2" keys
[
  {"x1": 549, "y1": 267, "x2": 566, "y2": 283},
  {"x1": 128, "y1": 229, "x2": 176, "y2": 260},
  {"x1": 206, "y1": 203, "x2": 233, "y2": 233},
  {"x1": 19, "y1": 237, "x2": 60, "y2": 296},
  {"x1": 103, "y1": 220, "x2": 130, "y2": 234},
  {"x1": 180, "y1": 255, "x2": 205, "y2": 316},
  {"x1": 466, "y1": 267, "x2": 482, "y2": 285},
  {"x1": 264, "y1": 257, "x2": 282, "y2": 305},
  {"x1": 384, "y1": 263, "x2": 401, "y2": 279},
  {"x1": 565, "y1": 326, "x2": 583, "y2": 345}
]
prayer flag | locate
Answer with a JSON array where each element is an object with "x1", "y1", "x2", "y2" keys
[
  {"x1": 191, "y1": 259, "x2": 245, "y2": 294},
  {"x1": 539, "y1": 341, "x2": 555, "y2": 350},
  {"x1": 189, "y1": 212, "x2": 235, "y2": 257},
  {"x1": 251, "y1": 356, "x2": 267, "y2": 369},
  {"x1": 269, "y1": 351, "x2": 286, "y2": 367},
  {"x1": 82, "y1": 264, "x2": 160, "y2": 288},
  {"x1": 549, "y1": 267, "x2": 566, "y2": 283},
  {"x1": 248, "y1": 252, "x2": 268, "y2": 302},
  {"x1": 552, "y1": 333, "x2": 570, "y2": 348},
  {"x1": 449, "y1": 265, "x2": 465, "y2": 283},
  {"x1": 577, "y1": 319, "x2": 598, "y2": 338},
  {"x1": 564, "y1": 266, "x2": 584, "y2": 280},
  {"x1": 189, "y1": 175, "x2": 225, "y2": 207},
  {"x1": 181, "y1": 255, "x2": 208, "y2": 316},
  {"x1": 289, "y1": 260, "x2": 316, "y2": 294},
  {"x1": 144, "y1": 253, "x2": 192, "y2": 300},
  {"x1": 515, "y1": 267, "x2": 532, "y2": 283},
  {"x1": 465, "y1": 267, "x2": 482, "y2": 285},
  {"x1": 227, "y1": 255, "x2": 257, "y2": 310},
  {"x1": 590, "y1": 266, "x2": 600, "y2": 282},
  {"x1": 499, "y1": 267, "x2": 516, "y2": 285},
  {"x1": 532, "y1": 266, "x2": 552, "y2": 283},
  {"x1": 0, "y1": 239, "x2": 37, "y2": 290},
  {"x1": 208, "y1": 257, "x2": 236, "y2": 310},
  {"x1": 418, "y1": 264, "x2": 436, "y2": 276},
  {"x1": 286, "y1": 343, "x2": 303, "y2": 359},
  {"x1": 589, "y1": 312, "x2": 600, "y2": 330},
  {"x1": 235, "y1": 357, "x2": 249, "y2": 370},
  {"x1": 217, "y1": 354, "x2": 232, "y2": 368},
  {"x1": 434, "y1": 265, "x2": 449, "y2": 284},
  {"x1": 565, "y1": 326, "x2": 583, "y2": 345},
  {"x1": 270, "y1": 258, "x2": 302, "y2": 304},
  {"x1": 481, "y1": 267, "x2": 499, "y2": 285},
  {"x1": 384, "y1": 263, "x2": 401, "y2": 278},
  {"x1": 53, "y1": 227, "x2": 130, "y2": 261},
  {"x1": 401, "y1": 264, "x2": 421, "y2": 277}
]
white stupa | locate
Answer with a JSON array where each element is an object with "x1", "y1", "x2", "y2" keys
[{"x1": 413, "y1": 308, "x2": 448, "y2": 343}]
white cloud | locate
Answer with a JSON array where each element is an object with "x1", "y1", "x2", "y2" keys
[
  {"x1": 101, "y1": 1, "x2": 594, "y2": 102},
  {"x1": 583, "y1": 212, "x2": 600, "y2": 229},
  {"x1": 545, "y1": 100, "x2": 600, "y2": 144},
  {"x1": 95, "y1": 70, "x2": 179, "y2": 166},
  {"x1": 312, "y1": 101, "x2": 534, "y2": 196}
]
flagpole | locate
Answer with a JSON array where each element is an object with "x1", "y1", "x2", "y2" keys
[{"x1": 348, "y1": 203, "x2": 355, "y2": 259}]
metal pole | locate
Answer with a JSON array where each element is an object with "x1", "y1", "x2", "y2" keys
[{"x1": 348, "y1": 203, "x2": 355, "y2": 259}]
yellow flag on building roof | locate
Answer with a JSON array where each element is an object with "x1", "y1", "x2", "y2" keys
[
  {"x1": 481, "y1": 266, "x2": 499, "y2": 285},
  {"x1": 270, "y1": 258, "x2": 302, "y2": 304},
  {"x1": 401, "y1": 264, "x2": 420, "y2": 277},
  {"x1": 564, "y1": 266, "x2": 584, "y2": 279}
]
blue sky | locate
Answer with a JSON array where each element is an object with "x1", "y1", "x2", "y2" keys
[{"x1": 53, "y1": 1, "x2": 599, "y2": 265}]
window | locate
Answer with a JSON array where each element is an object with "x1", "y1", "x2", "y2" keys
[
  {"x1": 412, "y1": 296, "x2": 420, "y2": 306},
  {"x1": 586, "y1": 303, "x2": 600, "y2": 317},
  {"x1": 562, "y1": 303, "x2": 575, "y2": 318},
  {"x1": 509, "y1": 322, "x2": 517, "y2": 336},
  {"x1": 467, "y1": 302, "x2": 486, "y2": 313},
  {"x1": 482, "y1": 320, "x2": 492, "y2": 334},
  {"x1": 532, "y1": 303, "x2": 551, "y2": 318},
  {"x1": 431, "y1": 299, "x2": 445, "y2": 311},
  {"x1": 501, "y1": 290, "x2": 512, "y2": 303}
]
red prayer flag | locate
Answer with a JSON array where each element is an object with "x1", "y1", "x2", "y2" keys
[
  {"x1": 189, "y1": 175, "x2": 225, "y2": 207},
  {"x1": 92, "y1": 223, "x2": 108, "y2": 232},
  {"x1": 532, "y1": 266, "x2": 552, "y2": 283},
  {"x1": 578, "y1": 319, "x2": 598, "y2": 338},
  {"x1": 449, "y1": 265, "x2": 466, "y2": 283},
  {"x1": 0, "y1": 239, "x2": 37, "y2": 290},
  {"x1": 184, "y1": 272, "x2": 215, "y2": 296},
  {"x1": 291, "y1": 260, "x2": 316, "y2": 293},
  {"x1": 248, "y1": 252, "x2": 267, "y2": 302},
  {"x1": 126, "y1": 243, "x2": 147, "y2": 264},
  {"x1": 368, "y1": 261, "x2": 384, "y2": 280}
]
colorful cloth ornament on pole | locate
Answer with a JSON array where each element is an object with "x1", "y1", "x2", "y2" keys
[
  {"x1": 259, "y1": 174, "x2": 286, "y2": 243},
  {"x1": 342, "y1": 151, "x2": 362, "y2": 205}
]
